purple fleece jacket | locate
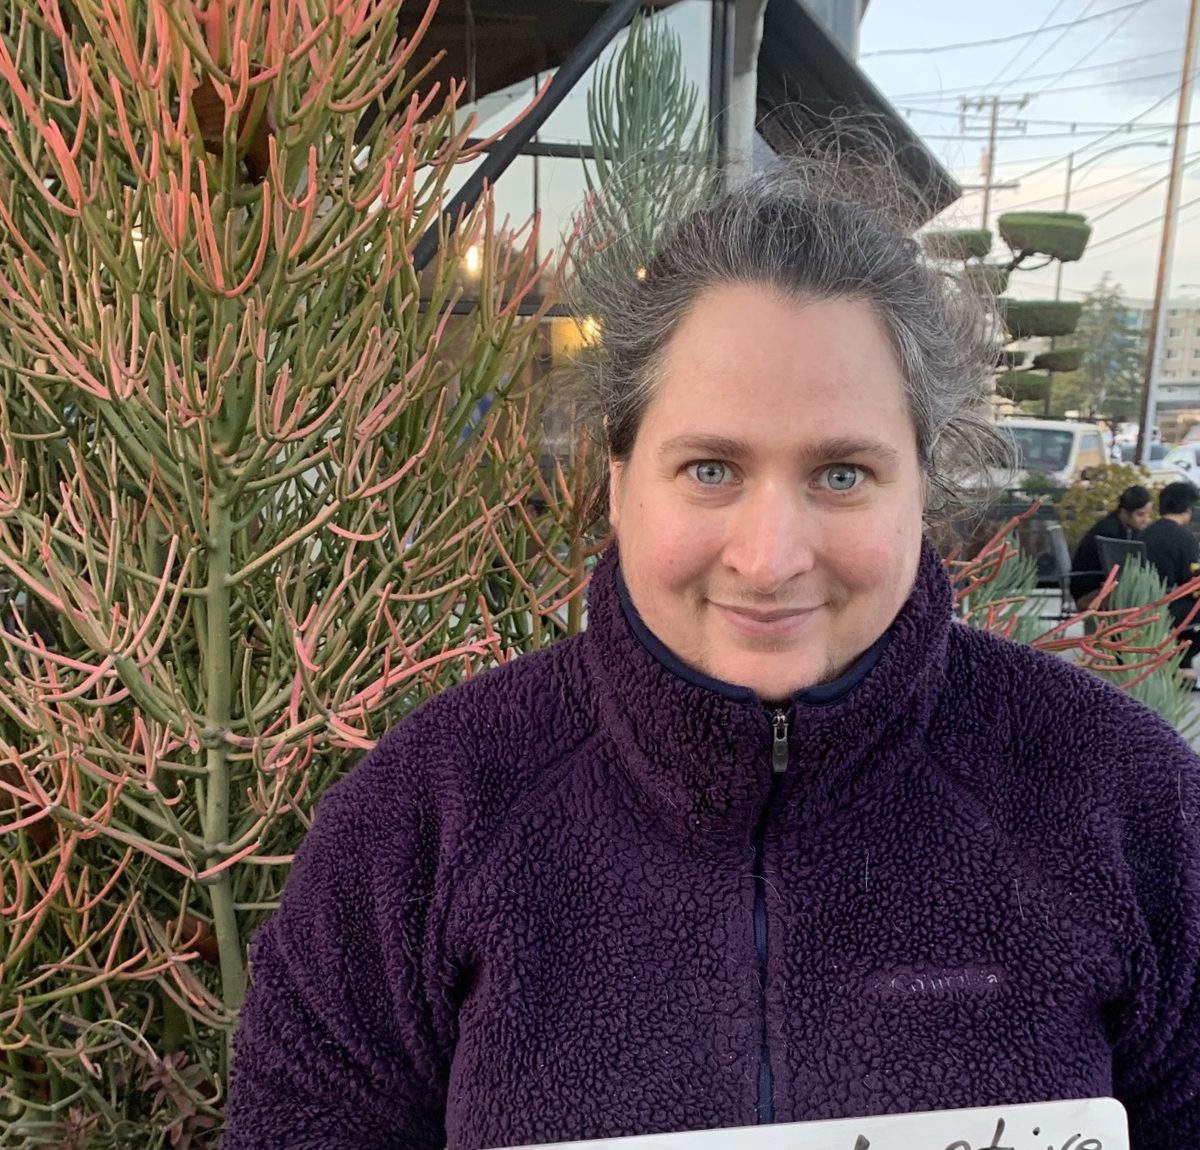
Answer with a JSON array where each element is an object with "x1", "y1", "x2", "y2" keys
[{"x1": 224, "y1": 542, "x2": 1200, "y2": 1149}]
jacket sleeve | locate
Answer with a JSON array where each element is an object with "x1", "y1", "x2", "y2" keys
[
  {"x1": 222, "y1": 732, "x2": 456, "y2": 1149},
  {"x1": 1110, "y1": 729, "x2": 1200, "y2": 1146}
]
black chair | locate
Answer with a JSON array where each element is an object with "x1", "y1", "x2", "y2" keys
[
  {"x1": 1042, "y1": 521, "x2": 1082, "y2": 620},
  {"x1": 1094, "y1": 535, "x2": 1147, "y2": 578}
]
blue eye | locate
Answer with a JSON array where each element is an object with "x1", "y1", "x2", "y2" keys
[
  {"x1": 822, "y1": 464, "x2": 864, "y2": 492},
  {"x1": 688, "y1": 461, "x2": 730, "y2": 485}
]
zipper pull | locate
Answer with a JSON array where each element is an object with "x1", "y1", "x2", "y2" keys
[{"x1": 771, "y1": 709, "x2": 789, "y2": 775}]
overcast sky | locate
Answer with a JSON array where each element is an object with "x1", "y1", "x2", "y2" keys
[{"x1": 858, "y1": 0, "x2": 1199, "y2": 303}]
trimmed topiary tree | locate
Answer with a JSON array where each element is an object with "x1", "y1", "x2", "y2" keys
[
  {"x1": 1001, "y1": 300, "x2": 1084, "y2": 340},
  {"x1": 1032, "y1": 348, "x2": 1084, "y2": 374},
  {"x1": 998, "y1": 212, "x2": 1092, "y2": 264},
  {"x1": 995, "y1": 369, "x2": 1049, "y2": 404},
  {"x1": 924, "y1": 210, "x2": 1093, "y2": 418},
  {"x1": 922, "y1": 228, "x2": 993, "y2": 262}
]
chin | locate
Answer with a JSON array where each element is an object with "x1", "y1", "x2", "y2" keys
[
  {"x1": 733, "y1": 664, "x2": 828, "y2": 702},
  {"x1": 748, "y1": 657, "x2": 847, "y2": 702}
]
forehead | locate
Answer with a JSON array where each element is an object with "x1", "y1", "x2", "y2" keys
[{"x1": 640, "y1": 283, "x2": 913, "y2": 449}]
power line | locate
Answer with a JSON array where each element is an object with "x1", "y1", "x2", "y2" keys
[
  {"x1": 920, "y1": 126, "x2": 1180, "y2": 140},
  {"x1": 996, "y1": 77, "x2": 1195, "y2": 186},
  {"x1": 987, "y1": 0, "x2": 1073, "y2": 89},
  {"x1": 895, "y1": 70, "x2": 1183, "y2": 103},
  {"x1": 989, "y1": 148, "x2": 1114, "y2": 169},
  {"x1": 1088, "y1": 152, "x2": 1200, "y2": 219},
  {"x1": 897, "y1": 104, "x2": 1193, "y2": 130},
  {"x1": 998, "y1": 0, "x2": 1105, "y2": 94},
  {"x1": 889, "y1": 51, "x2": 1179, "y2": 99},
  {"x1": 1087, "y1": 200, "x2": 1200, "y2": 258},
  {"x1": 1032, "y1": 6, "x2": 1170, "y2": 99},
  {"x1": 861, "y1": 1, "x2": 1153, "y2": 57},
  {"x1": 993, "y1": 152, "x2": 1172, "y2": 208},
  {"x1": 1089, "y1": 191, "x2": 1200, "y2": 248},
  {"x1": 1068, "y1": 74, "x2": 1194, "y2": 156},
  {"x1": 1008, "y1": 69, "x2": 1181, "y2": 100}
]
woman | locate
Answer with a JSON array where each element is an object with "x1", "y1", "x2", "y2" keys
[{"x1": 223, "y1": 163, "x2": 1200, "y2": 1149}]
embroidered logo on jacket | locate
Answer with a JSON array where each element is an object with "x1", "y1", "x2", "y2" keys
[{"x1": 868, "y1": 966, "x2": 1004, "y2": 999}]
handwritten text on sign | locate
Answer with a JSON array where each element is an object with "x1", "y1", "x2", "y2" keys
[{"x1": 505, "y1": 1098, "x2": 1129, "y2": 1150}]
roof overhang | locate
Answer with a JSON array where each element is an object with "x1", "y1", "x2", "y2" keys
[
  {"x1": 757, "y1": 0, "x2": 960, "y2": 222},
  {"x1": 398, "y1": 1, "x2": 679, "y2": 105}
]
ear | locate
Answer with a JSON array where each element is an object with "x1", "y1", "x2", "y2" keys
[{"x1": 608, "y1": 457, "x2": 624, "y2": 532}]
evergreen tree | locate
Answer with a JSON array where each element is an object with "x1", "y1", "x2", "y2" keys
[{"x1": 1052, "y1": 274, "x2": 1145, "y2": 421}]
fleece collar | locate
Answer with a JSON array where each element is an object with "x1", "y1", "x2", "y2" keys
[{"x1": 581, "y1": 540, "x2": 954, "y2": 849}]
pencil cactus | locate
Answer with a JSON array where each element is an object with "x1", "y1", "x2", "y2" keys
[
  {"x1": 0, "y1": 1, "x2": 583, "y2": 1142},
  {"x1": 949, "y1": 512, "x2": 1198, "y2": 738}
]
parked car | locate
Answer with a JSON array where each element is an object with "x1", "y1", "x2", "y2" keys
[
  {"x1": 1116, "y1": 441, "x2": 1169, "y2": 465},
  {"x1": 995, "y1": 418, "x2": 1108, "y2": 488},
  {"x1": 1148, "y1": 443, "x2": 1200, "y2": 485}
]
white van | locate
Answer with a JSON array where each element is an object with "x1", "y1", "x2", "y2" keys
[{"x1": 997, "y1": 418, "x2": 1108, "y2": 488}]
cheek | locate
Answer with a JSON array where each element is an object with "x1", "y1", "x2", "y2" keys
[
  {"x1": 620, "y1": 502, "x2": 717, "y2": 597},
  {"x1": 835, "y1": 514, "x2": 922, "y2": 589}
]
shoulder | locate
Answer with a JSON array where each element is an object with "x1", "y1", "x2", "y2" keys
[
  {"x1": 944, "y1": 620, "x2": 1113, "y2": 719},
  {"x1": 941, "y1": 622, "x2": 1198, "y2": 808},
  {"x1": 1168, "y1": 519, "x2": 1197, "y2": 547},
  {"x1": 946, "y1": 620, "x2": 1157, "y2": 727},
  {"x1": 1073, "y1": 516, "x2": 1111, "y2": 549},
  {"x1": 319, "y1": 635, "x2": 597, "y2": 845}
]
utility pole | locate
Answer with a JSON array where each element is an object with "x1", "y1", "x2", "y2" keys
[
  {"x1": 1054, "y1": 151, "x2": 1078, "y2": 305},
  {"x1": 1136, "y1": 0, "x2": 1199, "y2": 464},
  {"x1": 960, "y1": 94, "x2": 1029, "y2": 229}
]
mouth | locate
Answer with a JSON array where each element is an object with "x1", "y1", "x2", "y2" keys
[{"x1": 711, "y1": 602, "x2": 820, "y2": 638}]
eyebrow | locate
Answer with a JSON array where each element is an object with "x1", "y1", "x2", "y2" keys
[
  {"x1": 658, "y1": 434, "x2": 753, "y2": 459},
  {"x1": 658, "y1": 433, "x2": 901, "y2": 467}
]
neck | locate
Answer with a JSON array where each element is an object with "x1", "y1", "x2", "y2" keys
[{"x1": 1165, "y1": 511, "x2": 1192, "y2": 525}]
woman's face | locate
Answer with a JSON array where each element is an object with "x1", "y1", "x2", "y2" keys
[{"x1": 608, "y1": 283, "x2": 925, "y2": 701}]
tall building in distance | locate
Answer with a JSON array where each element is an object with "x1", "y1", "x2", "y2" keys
[{"x1": 1126, "y1": 297, "x2": 1200, "y2": 418}]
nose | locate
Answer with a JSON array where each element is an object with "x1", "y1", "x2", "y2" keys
[{"x1": 721, "y1": 481, "x2": 817, "y2": 594}]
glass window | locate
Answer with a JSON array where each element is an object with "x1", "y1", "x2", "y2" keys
[
  {"x1": 457, "y1": 1, "x2": 714, "y2": 255},
  {"x1": 1002, "y1": 427, "x2": 1074, "y2": 471},
  {"x1": 533, "y1": 1, "x2": 713, "y2": 147}
]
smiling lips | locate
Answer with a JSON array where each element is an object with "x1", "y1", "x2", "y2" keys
[{"x1": 711, "y1": 602, "x2": 820, "y2": 638}]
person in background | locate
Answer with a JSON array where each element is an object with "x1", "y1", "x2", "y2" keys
[
  {"x1": 1069, "y1": 484, "x2": 1153, "y2": 610},
  {"x1": 223, "y1": 155, "x2": 1200, "y2": 1150},
  {"x1": 1142, "y1": 480, "x2": 1200, "y2": 678}
]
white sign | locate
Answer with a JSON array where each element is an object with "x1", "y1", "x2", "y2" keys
[{"x1": 508, "y1": 1098, "x2": 1128, "y2": 1150}]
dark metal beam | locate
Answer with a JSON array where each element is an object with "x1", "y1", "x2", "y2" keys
[
  {"x1": 757, "y1": 0, "x2": 960, "y2": 221},
  {"x1": 709, "y1": 0, "x2": 734, "y2": 168},
  {"x1": 413, "y1": 0, "x2": 645, "y2": 272},
  {"x1": 465, "y1": 137, "x2": 598, "y2": 161}
]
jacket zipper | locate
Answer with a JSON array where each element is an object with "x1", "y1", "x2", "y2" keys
[{"x1": 752, "y1": 708, "x2": 789, "y2": 1124}]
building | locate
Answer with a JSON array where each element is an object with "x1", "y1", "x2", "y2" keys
[
  {"x1": 401, "y1": 1, "x2": 957, "y2": 451},
  {"x1": 409, "y1": 0, "x2": 957, "y2": 284},
  {"x1": 1125, "y1": 297, "x2": 1200, "y2": 422}
]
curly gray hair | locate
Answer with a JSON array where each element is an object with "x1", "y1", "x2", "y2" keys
[{"x1": 568, "y1": 146, "x2": 1012, "y2": 523}]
